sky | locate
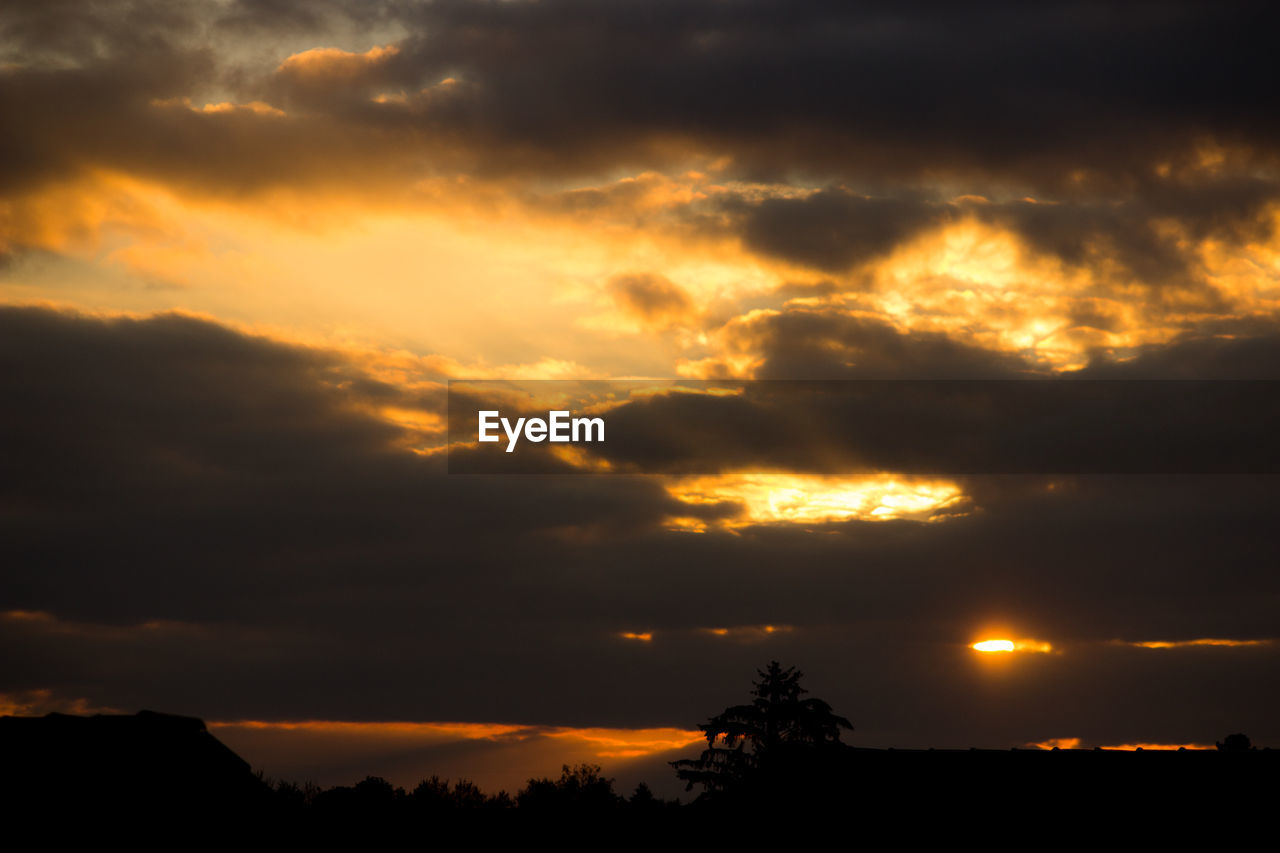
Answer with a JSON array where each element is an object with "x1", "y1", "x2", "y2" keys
[{"x1": 2, "y1": 0, "x2": 1278, "y2": 796}]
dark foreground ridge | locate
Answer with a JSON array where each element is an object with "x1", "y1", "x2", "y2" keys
[
  {"x1": 2, "y1": 708, "x2": 1277, "y2": 837},
  {"x1": 1, "y1": 710, "x2": 272, "y2": 813}
]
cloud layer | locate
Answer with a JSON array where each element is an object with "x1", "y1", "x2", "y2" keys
[{"x1": 2, "y1": 307, "x2": 1277, "y2": 755}]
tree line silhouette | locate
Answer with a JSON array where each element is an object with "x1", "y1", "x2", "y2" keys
[
  {"x1": 264, "y1": 763, "x2": 681, "y2": 822},
  {"x1": 3, "y1": 661, "x2": 1275, "y2": 833}
]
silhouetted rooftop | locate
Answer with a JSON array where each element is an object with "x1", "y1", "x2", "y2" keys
[{"x1": 1, "y1": 710, "x2": 268, "y2": 816}]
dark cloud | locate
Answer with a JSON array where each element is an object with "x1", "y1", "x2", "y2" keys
[
  {"x1": 728, "y1": 190, "x2": 946, "y2": 272},
  {"x1": 455, "y1": 358, "x2": 1280, "y2": 478},
  {"x1": 0, "y1": 0, "x2": 202, "y2": 65},
  {"x1": 378, "y1": 0, "x2": 1280, "y2": 188},
  {"x1": 2, "y1": 306, "x2": 1278, "y2": 751},
  {"x1": 1077, "y1": 323, "x2": 1280, "y2": 379},
  {"x1": 738, "y1": 310, "x2": 1036, "y2": 379},
  {"x1": 531, "y1": 313, "x2": 1280, "y2": 478},
  {"x1": 722, "y1": 182, "x2": 1279, "y2": 287},
  {"x1": 0, "y1": 2, "x2": 437, "y2": 197},
  {"x1": 3, "y1": 1, "x2": 1279, "y2": 194},
  {"x1": 214, "y1": 0, "x2": 405, "y2": 37},
  {"x1": 0, "y1": 306, "x2": 681, "y2": 621},
  {"x1": 608, "y1": 273, "x2": 695, "y2": 327}
]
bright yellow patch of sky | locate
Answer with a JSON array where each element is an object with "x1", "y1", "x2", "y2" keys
[{"x1": 665, "y1": 473, "x2": 966, "y2": 530}]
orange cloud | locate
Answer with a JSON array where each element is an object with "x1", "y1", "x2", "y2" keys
[
  {"x1": 1122, "y1": 638, "x2": 1271, "y2": 649},
  {"x1": 1026, "y1": 738, "x2": 1082, "y2": 750},
  {"x1": 208, "y1": 719, "x2": 702, "y2": 758},
  {"x1": 681, "y1": 208, "x2": 1280, "y2": 376},
  {"x1": 701, "y1": 625, "x2": 794, "y2": 642},
  {"x1": 1100, "y1": 743, "x2": 1212, "y2": 751},
  {"x1": 1026, "y1": 738, "x2": 1212, "y2": 751},
  {"x1": 666, "y1": 472, "x2": 967, "y2": 529},
  {"x1": 0, "y1": 689, "x2": 113, "y2": 718},
  {"x1": 0, "y1": 608, "x2": 201, "y2": 639},
  {"x1": 276, "y1": 45, "x2": 400, "y2": 78},
  {"x1": 8, "y1": 160, "x2": 1276, "y2": 389},
  {"x1": 197, "y1": 101, "x2": 286, "y2": 117},
  {"x1": 542, "y1": 727, "x2": 704, "y2": 759},
  {"x1": 607, "y1": 273, "x2": 696, "y2": 330},
  {"x1": 206, "y1": 718, "x2": 705, "y2": 792},
  {"x1": 217, "y1": 719, "x2": 530, "y2": 740}
]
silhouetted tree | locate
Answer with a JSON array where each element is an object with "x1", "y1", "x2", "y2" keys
[
  {"x1": 517, "y1": 763, "x2": 621, "y2": 812},
  {"x1": 353, "y1": 775, "x2": 401, "y2": 802},
  {"x1": 450, "y1": 778, "x2": 489, "y2": 809},
  {"x1": 410, "y1": 775, "x2": 451, "y2": 813},
  {"x1": 672, "y1": 661, "x2": 852, "y2": 797},
  {"x1": 1216, "y1": 732, "x2": 1253, "y2": 751},
  {"x1": 409, "y1": 775, "x2": 513, "y2": 815},
  {"x1": 629, "y1": 782, "x2": 657, "y2": 806},
  {"x1": 272, "y1": 779, "x2": 308, "y2": 813}
]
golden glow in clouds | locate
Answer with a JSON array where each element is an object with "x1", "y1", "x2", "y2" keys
[
  {"x1": 666, "y1": 473, "x2": 965, "y2": 529},
  {"x1": 1126, "y1": 638, "x2": 1270, "y2": 649},
  {"x1": 1026, "y1": 738, "x2": 1212, "y2": 751}
]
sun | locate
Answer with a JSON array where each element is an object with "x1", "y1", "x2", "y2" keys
[{"x1": 971, "y1": 638, "x2": 1054, "y2": 654}]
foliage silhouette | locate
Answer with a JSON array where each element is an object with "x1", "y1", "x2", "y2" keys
[
  {"x1": 1217, "y1": 732, "x2": 1254, "y2": 751},
  {"x1": 671, "y1": 661, "x2": 853, "y2": 798},
  {"x1": 411, "y1": 774, "x2": 501, "y2": 812},
  {"x1": 516, "y1": 762, "x2": 622, "y2": 812},
  {"x1": 4, "y1": 705, "x2": 1277, "y2": 835}
]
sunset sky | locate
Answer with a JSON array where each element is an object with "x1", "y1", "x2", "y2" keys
[{"x1": 2, "y1": 0, "x2": 1277, "y2": 794}]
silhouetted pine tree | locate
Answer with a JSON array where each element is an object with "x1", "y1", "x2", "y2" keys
[{"x1": 672, "y1": 661, "x2": 852, "y2": 797}]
